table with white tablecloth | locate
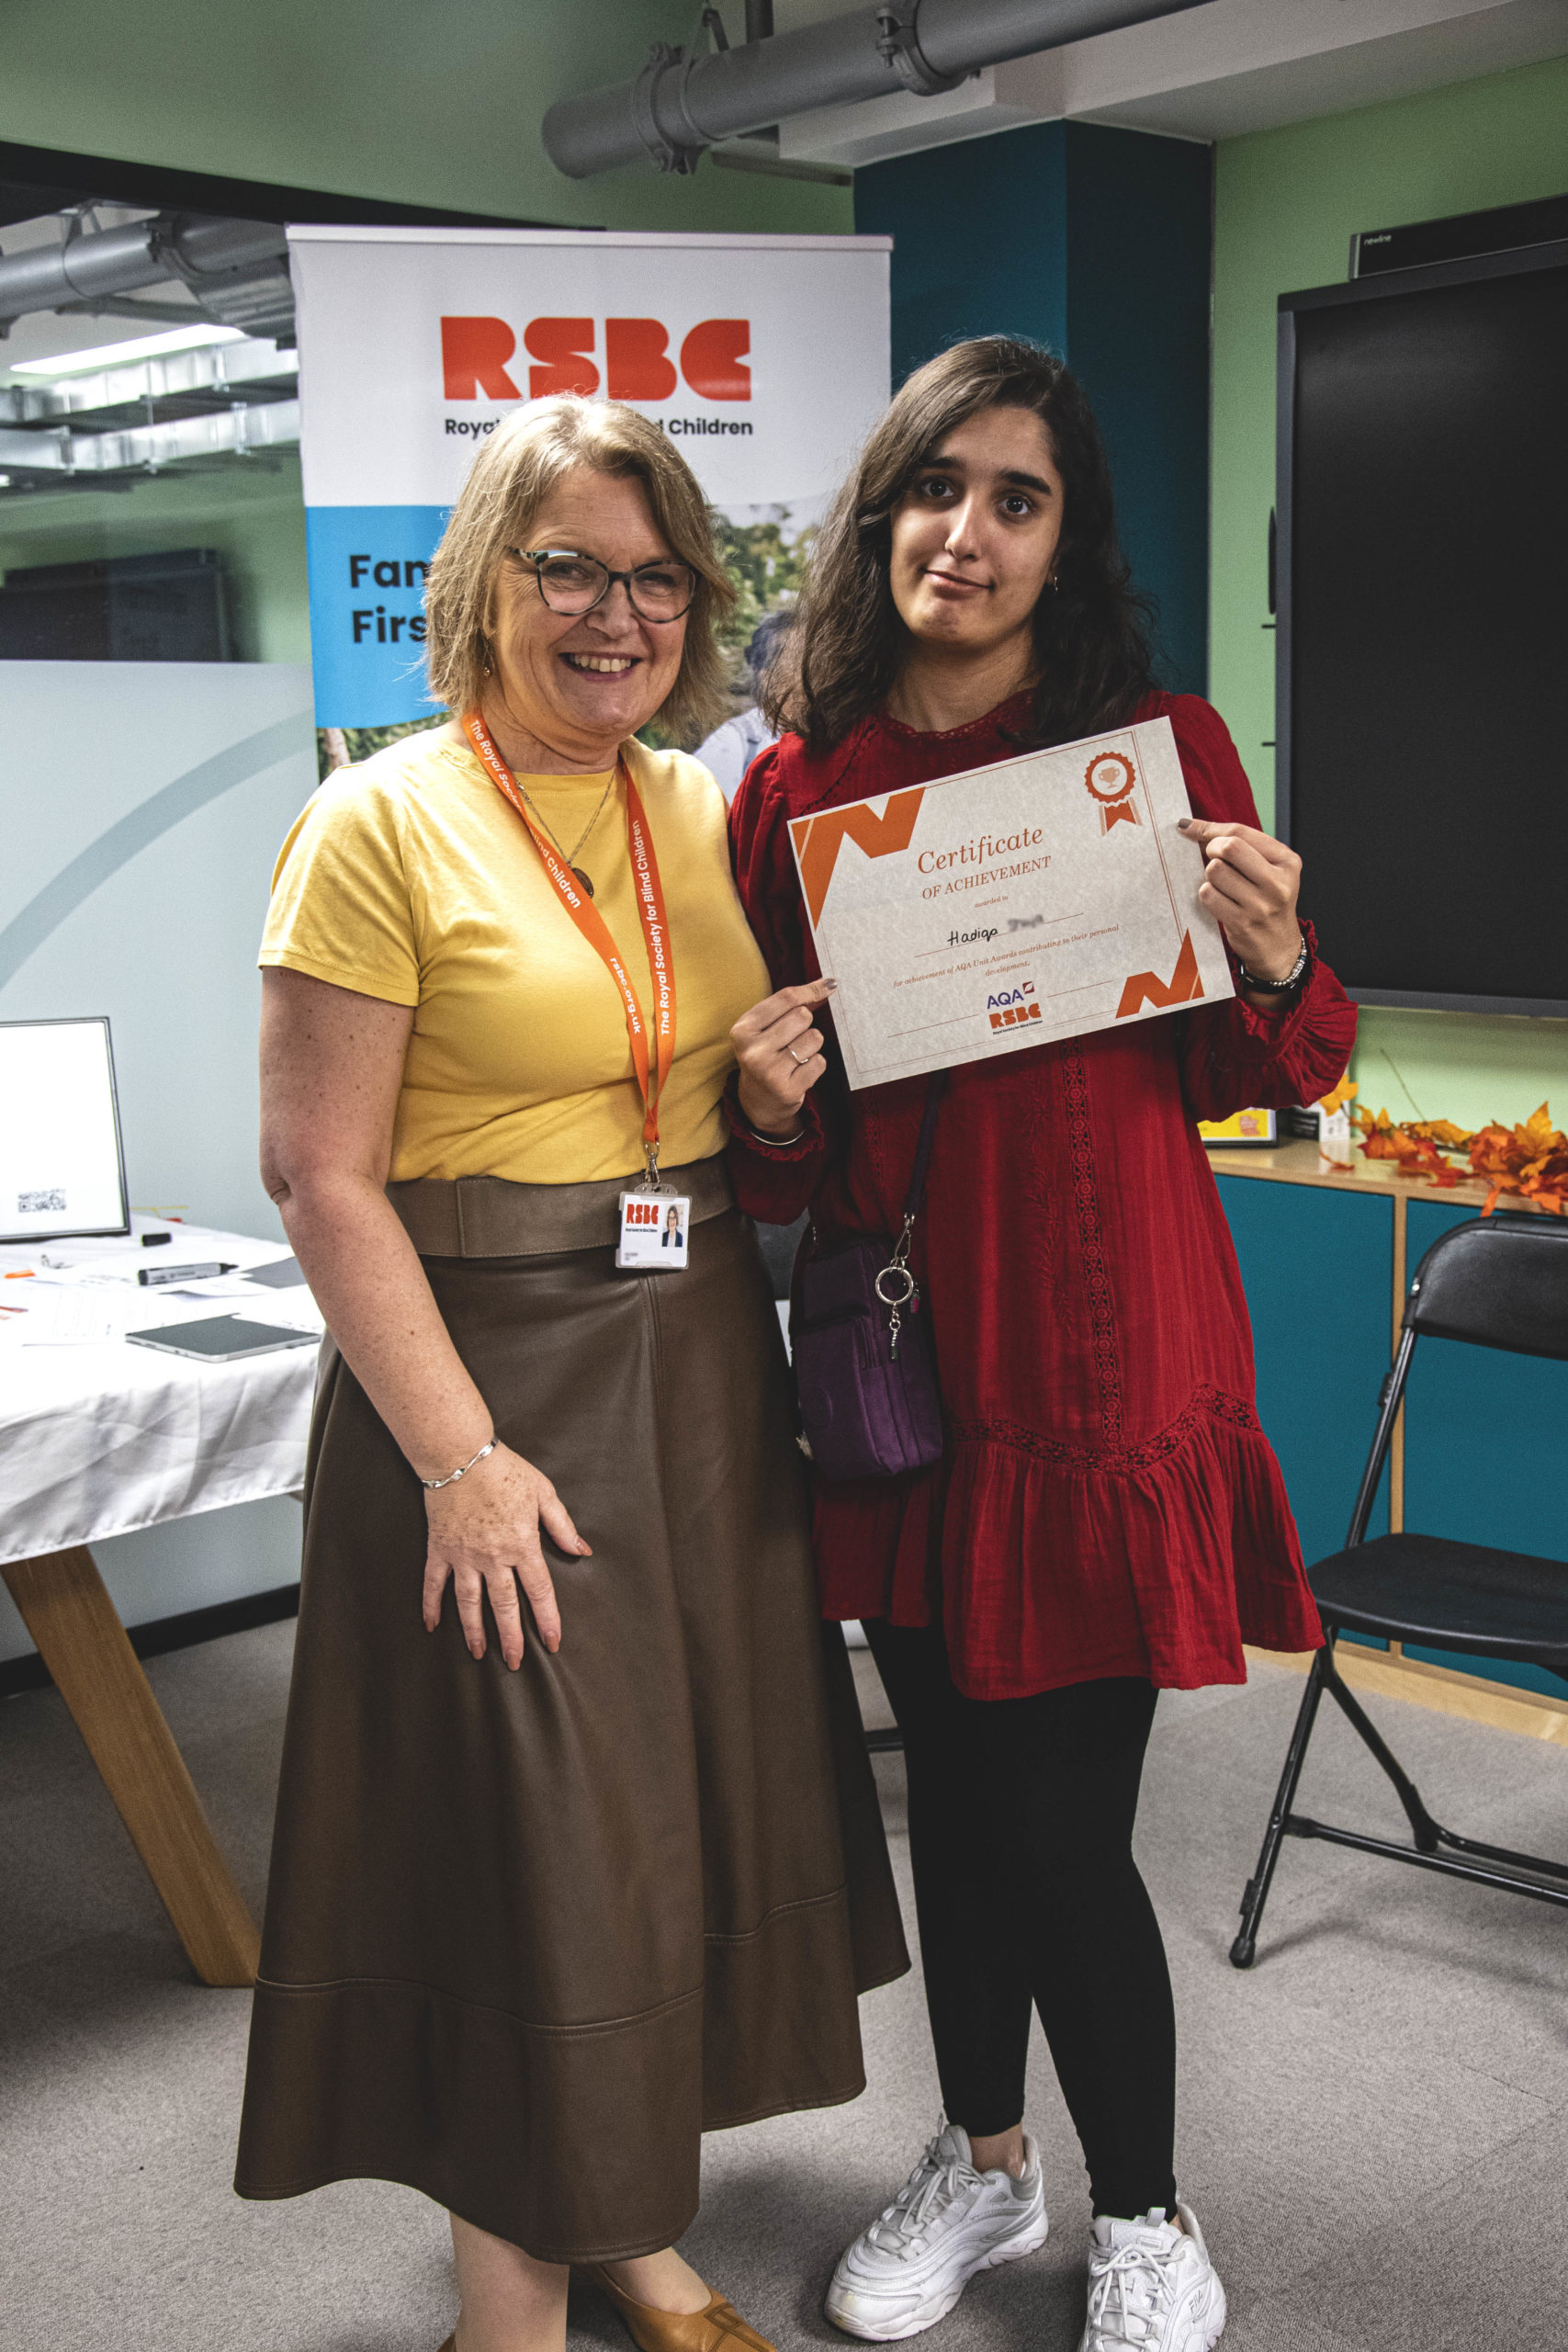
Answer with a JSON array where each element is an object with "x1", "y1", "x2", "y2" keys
[{"x1": 0, "y1": 1217, "x2": 320, "y2": 1984}]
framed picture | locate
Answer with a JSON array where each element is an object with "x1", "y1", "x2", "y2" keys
[{"x1": 0, "y1": 1016, "x2": 130, "y2": 1241}]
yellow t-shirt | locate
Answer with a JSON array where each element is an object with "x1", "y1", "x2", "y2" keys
[{"x1": 258, "y1": 727, "x2": 770, "y2": 1184}]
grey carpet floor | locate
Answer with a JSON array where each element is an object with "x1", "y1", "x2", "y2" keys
[{"x1": 4, "y1": 1627, "x2": 1567, "y2": 2352}]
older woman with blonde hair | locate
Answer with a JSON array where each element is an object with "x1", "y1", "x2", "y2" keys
[{"x1": 234, "y1": 396, "x2": 906, "y2": 2352}]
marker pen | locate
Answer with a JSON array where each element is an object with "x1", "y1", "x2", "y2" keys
[{"x1": 138, "y1": 1261, "x2": 237, "y2": 1286}]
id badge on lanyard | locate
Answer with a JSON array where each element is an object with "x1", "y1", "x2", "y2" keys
[
  {"x1": 615, "y1": 1183, "x2": 692, "y2": 1271},
  {"x1": 463, "y1": 710, "x2": 689, "y2": 1275}
]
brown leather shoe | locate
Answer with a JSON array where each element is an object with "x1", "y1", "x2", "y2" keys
[{"x1": 589, "y1": 2265, "x2": 777, "y2": 2352}]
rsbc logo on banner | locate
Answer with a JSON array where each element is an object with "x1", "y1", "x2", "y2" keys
[{"x1": 441, "y1": 316, "x2": 750, "y2": 403}]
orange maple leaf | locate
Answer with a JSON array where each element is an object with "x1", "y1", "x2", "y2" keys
[
  {"x1": 1466, "y1": 1103, "x2": 1567, "y2": 1216},
  {"x1": 1408, "y1": 1118, "x2": 1473, "y2": 1150}
]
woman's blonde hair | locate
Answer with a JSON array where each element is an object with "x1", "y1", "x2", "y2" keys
[{"x1": 424, "y1": 396, "x2": 735, "y2": 742}]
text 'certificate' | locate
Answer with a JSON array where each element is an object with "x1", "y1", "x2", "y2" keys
[{"x1": 787, "y1": 718, "x2": 1234, "y2": 1090}]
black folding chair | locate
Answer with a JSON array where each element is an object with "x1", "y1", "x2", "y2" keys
[{"x1": 1231, "y1": 1209, "x2": 1568, "y2": 1968}]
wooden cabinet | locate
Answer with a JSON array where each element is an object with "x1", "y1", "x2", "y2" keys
[{"x1": 1210, "y1": 1142, "x2": 1566, "y2": 1705}]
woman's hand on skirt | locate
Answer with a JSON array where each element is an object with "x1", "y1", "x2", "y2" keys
[
  {"x1": 731, "y1": 978, "x2": 837, "y2": 1137},
  {"x1": 421, "y1": 1442, "x2": 591, "y2": 1668}
]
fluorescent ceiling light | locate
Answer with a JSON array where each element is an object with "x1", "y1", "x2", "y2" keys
[{"x1": 11, "y1": 323, "x2": 250, "y2": 378}]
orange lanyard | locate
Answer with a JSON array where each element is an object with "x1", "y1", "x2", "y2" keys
[{"x1": 462, "y1": 709, "x2": 676, "y2": 1176}]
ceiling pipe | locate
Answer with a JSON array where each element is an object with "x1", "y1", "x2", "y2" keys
[
  {"x1": 544, "y1": 0, "x2": 1208, "y2": 178},
  {"x1": 0, "y1": 212, "x2": 288, "y2": 328}
]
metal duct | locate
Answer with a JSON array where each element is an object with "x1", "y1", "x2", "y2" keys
[
  {"x1": 544, "y1": 0, "x2": 1209, "y2": 177},
  {"x1": 0, "y1": 212, "x2": 289, "y2": 330},
  {"x1": 0, "y1": 397, "x2": 299, "y2": 485}
]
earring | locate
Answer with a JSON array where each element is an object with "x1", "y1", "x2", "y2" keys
[{"x1": 481, "y1": 640, "x2": 493, "y2": 676}]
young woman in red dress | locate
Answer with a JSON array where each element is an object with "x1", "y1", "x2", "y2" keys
[{"x1": 721, "y1": 341, "x2": 1357, "y2": 2352}]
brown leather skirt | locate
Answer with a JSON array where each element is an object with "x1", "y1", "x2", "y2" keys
[{"x1": 233, "y1": 1162, "x2": 908, "y2": 2262}]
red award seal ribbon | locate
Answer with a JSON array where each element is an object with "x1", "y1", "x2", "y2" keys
[{"x1": 1085, "y1": 749, "x2": 1140, "y2": 833}]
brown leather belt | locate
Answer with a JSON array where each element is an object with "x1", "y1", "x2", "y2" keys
[{"x1": 388, "y1": 1155, "x2": 735, "y2": 1259}]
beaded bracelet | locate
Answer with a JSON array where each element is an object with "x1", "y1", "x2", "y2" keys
[{"x1": 1236, "y1": 939, "x2": 1310, "y2": 994}]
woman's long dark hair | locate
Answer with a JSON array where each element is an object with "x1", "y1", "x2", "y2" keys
[{"x1": 768, "y1": 337, "x2": 1155, "y2": 756}]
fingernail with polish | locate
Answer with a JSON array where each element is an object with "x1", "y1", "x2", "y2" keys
[{"x1": 1178, "y1": 819, "x2": 1192, "y2": 831}]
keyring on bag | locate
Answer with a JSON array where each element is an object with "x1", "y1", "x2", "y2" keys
[{"x1": 875, "y1": 1214, "x2": 919, "y2": 1357}]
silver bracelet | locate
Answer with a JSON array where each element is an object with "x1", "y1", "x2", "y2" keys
[
  {"x1": 420, "y1": 1437, "x2": 496, "y2": 1490},
  {"x1": 746, "y1": 1118, "x2": 809, "y2": 1148}
]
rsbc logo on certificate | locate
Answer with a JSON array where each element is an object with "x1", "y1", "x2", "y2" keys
[{"x1": 787, "y1": 717, "x2": 1233, "y2": 1091}]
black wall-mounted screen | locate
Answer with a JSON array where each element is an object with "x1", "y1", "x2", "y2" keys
[
  {"x1": 0, "y1": 549, "x2": 231, "y2": 662},
  {"x1": 1278, "y1": 244, "x2": 1568, "y2": 1015}
]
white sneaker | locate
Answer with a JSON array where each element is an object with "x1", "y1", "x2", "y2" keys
[
  {"x1": 825, "y1": 2117, "x2": 1048, "y2": 2341},
  {"x1": 1079, "y1": 2202, "x2": 1226, "y2": 2351}
]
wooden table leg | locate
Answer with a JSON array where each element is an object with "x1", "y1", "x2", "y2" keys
[{"x1": 2, "y1": 1545, "x2": 260, "y2": 1987}]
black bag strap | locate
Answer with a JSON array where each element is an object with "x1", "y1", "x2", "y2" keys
[
  {"x1": 901, "y1": 1069, "x2": 950, "y2": 1223},
  {"x1": 806, "y1": 1069, "x2": 949, "y2": 1267}
]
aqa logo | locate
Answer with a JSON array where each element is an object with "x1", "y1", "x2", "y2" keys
[
  {"x1": 441, "y1": 315, "x2": 750, "y2": 403},
  {"x1": 987, "y1": 986, "x2": 1035, "y2": 1010}
]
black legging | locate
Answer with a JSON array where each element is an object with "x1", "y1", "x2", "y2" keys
[{"x1": 864, "y1": 1619, "x2": 1177, "y2": 2222}]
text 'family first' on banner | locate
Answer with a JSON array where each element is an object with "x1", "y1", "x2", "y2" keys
[{"x1": 286, "y1": 226, "x2": 893, "y2": 729}]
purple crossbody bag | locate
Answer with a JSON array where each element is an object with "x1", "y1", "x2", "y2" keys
[{"x1": 792, "y1": 1071, "x2": 948, "y2": 1483}]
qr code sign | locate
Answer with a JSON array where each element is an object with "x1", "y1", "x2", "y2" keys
[{"x1": 18, "y1": 1188, "x2": 66, "y2": 1214}]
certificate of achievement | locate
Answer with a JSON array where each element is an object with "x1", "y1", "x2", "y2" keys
[{"x1": 787, "y1": 717, "x2": 1234, "y2": 1090}]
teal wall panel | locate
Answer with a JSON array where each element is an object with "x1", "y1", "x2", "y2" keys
[
  {"x1": 1059, "y1": 126, "x2": 1213, "y2": 703},
  {"x1": 1215, "y1": 1176, "x2": 1393, "y2": 1584},
  {"x1": 856, "y1": 123, "x2": 1069, "y2": 388},
  {"x1": 1401, "y1": 1200, "x2": 1568, "y2": 1699},
  {"x1": 854, "y1": 122, "x2": 1212, "y2": 695}
]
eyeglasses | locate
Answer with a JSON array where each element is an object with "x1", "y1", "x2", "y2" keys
[{"x1": 511, "y1": 547, "x2": 698, "y2": 624}]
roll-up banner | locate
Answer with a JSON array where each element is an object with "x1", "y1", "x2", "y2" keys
[{"x1": 287, "y1": 227, "x2": 892, "y2": 728}]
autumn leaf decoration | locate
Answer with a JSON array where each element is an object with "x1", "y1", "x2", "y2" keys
[
  {"x1": 1352, "y1": 1108, "x2": 1469, "y2": 1190},
  {"x1": 1469, "y1": 1104, "x2": 1568, "y2": 1216},
  {"x1": 1351, "y1": 1101, "x2": 1568, "y2": 1216}
]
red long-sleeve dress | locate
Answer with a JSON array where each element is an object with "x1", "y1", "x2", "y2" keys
[{"x1": 727, "y1": 689, "x2": 1359, "y2": 1702}]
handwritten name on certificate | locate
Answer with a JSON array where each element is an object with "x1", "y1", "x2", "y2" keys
[{"x1": 787, "y1": 717, "x2": 1234, "y2": 1090}]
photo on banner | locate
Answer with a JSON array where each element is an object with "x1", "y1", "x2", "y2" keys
[{"x1": 287, "y1": 227, "x2": 892, "y2": 759}]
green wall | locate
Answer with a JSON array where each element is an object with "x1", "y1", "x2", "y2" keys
[
  {"x1": 1212, "y1": 54, "x2": 1568, "y2": 1131},
  {"x1": 0, "y1": 0, "x2": 853, "y2": 238}
]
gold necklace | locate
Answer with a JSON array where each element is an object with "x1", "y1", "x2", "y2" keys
[{"x1": 514, "y1": 767, "x2": 618, "y2": 897}]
